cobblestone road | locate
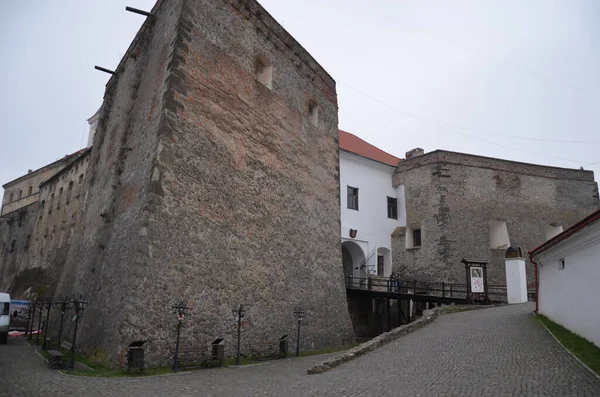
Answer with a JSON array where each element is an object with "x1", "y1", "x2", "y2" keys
[{"x1": 1, "y1": 303, "x2": 599, "y2": 396}]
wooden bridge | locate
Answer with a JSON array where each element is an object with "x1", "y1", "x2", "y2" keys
[{"x1": 345, "y1": 276, "x2": 535, "y2": 332}]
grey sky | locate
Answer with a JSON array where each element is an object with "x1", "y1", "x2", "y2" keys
[{"x1": 1, "y1": 0, "x2": 599, "y2": 197}]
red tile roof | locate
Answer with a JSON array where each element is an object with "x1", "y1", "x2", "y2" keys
[
  {"x1": 529, "y1": 208, "x2": 600, "y2": 257},
  {"x1": 339, "y1": 130, "x2": 401, "y2": 167}
]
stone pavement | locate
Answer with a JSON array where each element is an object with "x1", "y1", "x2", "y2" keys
[{"x1": 1, "y1": 303, "x2": 599, "y2": 396}]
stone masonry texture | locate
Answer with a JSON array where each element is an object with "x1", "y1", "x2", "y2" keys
[
  {"x1": 48, "y1": 0, "x2": 353, "y2": 366},
  {"x1": 392, "y1": 150, "x2": 599, "y2": 287}
]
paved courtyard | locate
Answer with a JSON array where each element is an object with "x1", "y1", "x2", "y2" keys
[{"x1": 1, "y1": 303, "x2": 599, "y2": 396}]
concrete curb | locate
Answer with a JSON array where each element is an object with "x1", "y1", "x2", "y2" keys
[
  {"x1": 306, "y1": 304, "x2": 493, "y2": 375},
  {"x1": 531, "y1": 312, "x2": 600, "y2": 380}
]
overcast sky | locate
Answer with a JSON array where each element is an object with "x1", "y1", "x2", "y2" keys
[{"x1": 1, "y1": 0, "x2": 599, "y2": 196}]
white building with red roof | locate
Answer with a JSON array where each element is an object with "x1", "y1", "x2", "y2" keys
[
  {"x1": 529, "y1": 209, "x2": 600, "y2": 347},
  {"x1": 339, "y1": 130, "x2": 405, "y2": 281}
]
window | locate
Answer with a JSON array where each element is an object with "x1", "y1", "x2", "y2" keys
[
  {"x1": 78, "y1": 174, "x2": 84, "y2": 184},
  {"x1": 347, "y1": 186, "x2": 359, "y2": 210},
  {"x1": 377, "y1": 255, "x2": 384, "y2": 276},
  {"x1": 413, "y1": 229, "x2": 422, "y2": 247},
  {"x1": 489, "y1": 220, "x2": 510, "y2": 249},
  {"x1": 66, "y1": 181, "x2": 73, "y2": 205},
  {"x1": 1, "y1": 302, "x2": 9, "y2": 316},
  {"x1": 9, "y1": 193, "x2": 13, "y2": 202},
  {"x1": 387, "y1": 197, "x2": 398, "y2": 219},
  {"x1": 25, "y1": 235, "x2": 31, "y2": 249},
  {"x1": 28, "y1": 186, "x2": 33, "y2": 196},
  {"x1": 255, "y1": 55, "x2": 273, "y2": 89},
  {"x1": 559, "y1": 258, "x2": 565, "y2": 271},
  {"x1": 18, "y1": 190, "x2": 23, "y2": 199},
  {"x1": 544, "y1": 224, "x2": 563, "y2": 241},
  {"x1": 57, "y1": 188, "x2": 63, "y2": 210},
  {"x1": 308, "y1": 101, "x2": 318, "y2": 127}
]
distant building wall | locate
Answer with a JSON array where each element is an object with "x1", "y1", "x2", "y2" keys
[
  {"x1": 536, "y1": 220, "x2": 600, "y2": 347},
  {"x1": 392, "y1": 150, "x2": 599, "y2": 286},
  {"x1": 0, "y1": 151, "x2": 91, "y2": 295},
  {"x1": 0, "y1": 154, "x2": 81, "y2": 216}
]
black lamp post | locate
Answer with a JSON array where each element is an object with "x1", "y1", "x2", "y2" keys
[
  {"x1": 293, "y1": 306, "x2": 305, "y2": 357},
  {"x1": 42, "y1": 298, "x2": 53, "y2": 350},
  {"x1": 68, "y1": 294, "x2": 87, "y2": 370},
  {"x1": 24, "y1": 301, "x2": 32, "y2": 340},
  {"x1": 35, "y1": 300, "x2": 44, "y2": 346},
  {"x1": 232, "y1": 304, "x2": 246, "y2": 365},
  {"x1": 171, "y1": 299, "x2": 189, "y2": 372},
  {"x1": 53, "y1": 295, "x2": 71, "y2": 349}
]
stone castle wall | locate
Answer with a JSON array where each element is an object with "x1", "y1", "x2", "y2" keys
[
  {"x1": 392, "y1": 150, "x2": 599, "y2": 287},
  {"x1": 51, "y1": 0, "x2": 353, "y2": 366},
  {"x1": 0, "y1": 151, "x2": 90, "y2": 296}
]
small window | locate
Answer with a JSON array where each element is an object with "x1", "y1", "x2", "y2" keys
[
  {"x1": 28, "y1": 186, "x2": 33, "y2": 196},
  {"x1": 559, "y1": 258, "x2": 565, "y2": 271},
  {"x1": 9, "y1": 239, "x2": 16, "y2": 253},
  {"x1": 413, "y1": 229, "x2": 422, "y2": 247},
  {"x1": 347, "y1": 186, "x2": 359, "y2": 210},
  {"x1": 308, "y1": 101, "x2": 318, "y2": 127},
  {"x1": 25, "y1": 235, "x2": 31, "y2": 249},
  {"x1": 256, "y1": 55, "x2": 273, "y2": 89},
  {"x1": 9, "y1": 193, "x2": 13, "y2": 202},
  {"x1": 387, "y1": 197, "x2": 398, "y2": 219},
  {"x1": 79, "y1": 174, "x2": 84, "y2": 184},
  {"x1": 377, "y1": 255, "x2": 384, "y2": 276},
  {"x1": 18, "y1": 190, "x2": 23, "y2": 199},
  {"x1": 489, "y1": 220, "x2": 510, "y2": 249}
]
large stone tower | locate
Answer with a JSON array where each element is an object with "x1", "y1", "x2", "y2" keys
[{"x1": 55, "y1": 0, "x2": 354, "y2": 365}]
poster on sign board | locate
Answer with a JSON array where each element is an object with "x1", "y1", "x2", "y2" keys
[{"x1": 470, "y1": 267, "x2": 484, "y2": 293}]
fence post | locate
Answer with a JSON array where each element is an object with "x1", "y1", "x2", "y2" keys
[{"x1": 442, "y1": 281, "x2": 445, "y2": 297}]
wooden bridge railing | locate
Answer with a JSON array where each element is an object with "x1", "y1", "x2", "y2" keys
[{"x1": 345, "y1": 276, "x2": 536, "y2": 303}]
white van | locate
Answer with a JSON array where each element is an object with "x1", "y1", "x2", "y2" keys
[{"x1": 0, "y1": 293, "x2": 10, "y2": 344}]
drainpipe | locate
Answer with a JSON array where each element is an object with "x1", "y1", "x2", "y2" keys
[{"x1": 529, "y1": 256, "x2": 540, "y2": 313}]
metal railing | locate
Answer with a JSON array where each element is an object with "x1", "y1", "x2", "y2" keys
[{"x1": 345, "y1": 276, "x2": 536, "y2": 303}]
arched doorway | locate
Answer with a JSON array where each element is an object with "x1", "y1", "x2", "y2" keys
[{"x1": 342, "y1": 241, "x2": 365, "y2": 281}]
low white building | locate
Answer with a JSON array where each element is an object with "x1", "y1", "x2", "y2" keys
[
  {"x1": 530, "y1": 208, "x2": 600, "y2": 347},
  {"x1": 339, "y1": 131, "x2": 405, "y2": 282}
]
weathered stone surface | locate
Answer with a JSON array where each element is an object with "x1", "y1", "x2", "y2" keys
[
  {"x1": 46, "y1": 0, "x2": 353, "y2": 366},
  {"x1": 393, "y1": 150, "x2": 599, "y2": 287}
]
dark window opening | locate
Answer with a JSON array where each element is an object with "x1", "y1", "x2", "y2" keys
[
  {"x1": 347, "y1": 186, "x2": 359, "y2": 210},
  {"x1": 28, "y1": 186, "x2": 33, "y2": 196},
  {"x1": 559, "y1": 258, "x2": 565, "y2": 271},
  {"x1": 25, "y1": 235, "x2": 31, "y2": 249},
  {"x1": 377, "y1": 255, "x2": 384, "y2": 276},
  {"x1": 10, "y1": 239, "x2": 16, "y2": 253},
  {"x1": 1, "y1": 302, "x2": 9, "y2": 316},
  {"x1": 413, "y1": 229, "x2": 422, "y2": 247},
  {"x1": 387, "y1": 197, "x2": 398, "y2": 219}
]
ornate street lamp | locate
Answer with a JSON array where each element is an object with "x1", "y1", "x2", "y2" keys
[
  {"x1": 42, "y1": 298, "x2": 53, "y2": 350},
  {"x1": 68, "y1": 294, "x2": 87, "y2": 370},
  {"x1": 53, "y1": 295, "x2": 71, "y2": 349},
  {"x1": 232, "y1": 304, "x2": 246, "y2": 365},
  {"x1": 293, "y1": 306, "x2": 305, "y2": 357},
  {"x1": 35, "y1": 299, "x2": 44, "y2": 346},
  {"x1": 171, "y1": 299, "x2": 189, "y2": 372}
]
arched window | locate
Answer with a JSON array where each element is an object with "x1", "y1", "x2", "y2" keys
[
  {"x1": 308, "y1": 100, "x2": 318, "y2": 127},
  {"x1": 78, "y1": 174, "x2": 84, "y2": 184},
  {"x1": 255, "y1": 55, "x2": 273, "y2": 89}
]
